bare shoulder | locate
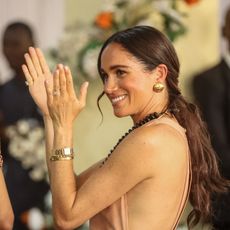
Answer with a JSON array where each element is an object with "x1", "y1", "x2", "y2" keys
[{"x1": 115, "y1": 119, "x2": 188, "y2": 176}]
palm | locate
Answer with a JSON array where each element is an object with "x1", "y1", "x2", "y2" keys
[
  {"x1": 23, "y1": 47, "x2": 53, "y2": 117},
  {"x1": 29, "y1": 73, "x2": 52, "y2": 116}
]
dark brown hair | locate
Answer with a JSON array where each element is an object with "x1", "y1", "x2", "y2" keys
[
  {"x1": 3, "y1": 21, "x2": 34, "y2": 44},
  {"x1": 97, "y1": 25, "x2": 229, "y2": 228}
]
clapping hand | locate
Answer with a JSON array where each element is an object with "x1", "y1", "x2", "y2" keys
[
  {"x1": 45, "y1": 64, "x2": 88, "y2": 129},
  {"x1": 22, "y1": 47, "x2": 53, "y2": 117},
  {"x1": 22, "y1": 47, "x2": 89, "y2": 126}
]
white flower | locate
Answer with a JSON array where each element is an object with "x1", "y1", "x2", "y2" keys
[
  {"x1": 29, "y1": 127, "x2": 44, "y2": 141},
  {"x1": 82, "y1": 47, "x2": 101, "y2": 80},
  {"x1": 29, "y1": 166, "x2": 45, "y2": 181},
  {"x1": 5, "y1": 126, "x2": 16, "y2": 138},
  {"x1": 17, "y1": 120, "x2": 30, "y2": 135},
  {"x1": 5, "y1": 119, "x2": 47, "y2": 181},
  {"x1": 27, "y1": 208, "x2": 45, "y2": 230}
]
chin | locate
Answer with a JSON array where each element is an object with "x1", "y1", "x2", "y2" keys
[{"x1": 113, "y1": 109, "x2": 130, "y2": 118}]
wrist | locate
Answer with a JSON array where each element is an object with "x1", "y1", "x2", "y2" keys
[
  {"x1": 53, "y1": 128, "x2": 73, "y2": 149},
  {"x1": 43, "y1": 115, "x2": 52, "y2": 123}
]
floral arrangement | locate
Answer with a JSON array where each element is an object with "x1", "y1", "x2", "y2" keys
[
  {"x1": 48, "y1": 0, "x2": 200, "y2": 81},
  {"x1": 5, "y1": 119, "x2": 47, "y2": 181}
]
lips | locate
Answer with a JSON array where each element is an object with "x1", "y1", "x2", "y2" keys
[{"x1": 110, "y1": 95, "x2": 126, "y2": 105}]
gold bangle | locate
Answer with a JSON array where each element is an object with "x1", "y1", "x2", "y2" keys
[{"x1": 50, "y1": 155, "x2": 73, "y2": 161}]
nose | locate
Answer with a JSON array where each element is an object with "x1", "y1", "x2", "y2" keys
[{"x1": 104, "y1": 77, "x2": 118, "y2": 94}]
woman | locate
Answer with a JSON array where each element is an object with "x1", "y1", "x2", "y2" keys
[
  {"x1": 22, "y1": 26, "x2": 229, "y2": 229},
  {"x1": 0, "y1": 149, "x2": 14, "y2": 229}
]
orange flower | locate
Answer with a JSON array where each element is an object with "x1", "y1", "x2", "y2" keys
[
  {"x1": 184, "y1": 0, "x2": 199, "y2": 5},
  {"x1": 95, "y1": 12, "x2": 114, "y2": 29}
]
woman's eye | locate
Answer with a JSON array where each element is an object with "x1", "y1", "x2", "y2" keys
[{"x1": 116, "y1": 69, "x2": 125, "y2": 77}]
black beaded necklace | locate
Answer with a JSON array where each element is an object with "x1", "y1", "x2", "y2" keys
[{"x1": 101, "y1": 111, "x2": 166, "y2": 166}]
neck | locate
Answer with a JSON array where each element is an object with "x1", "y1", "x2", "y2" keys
[{"x1": 132, "y1": 90, "x2": 169, "y2": 124}]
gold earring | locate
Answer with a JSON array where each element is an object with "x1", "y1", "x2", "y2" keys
[{"x1": 153, "y1": 82, "x2": 164, "y2": 93}]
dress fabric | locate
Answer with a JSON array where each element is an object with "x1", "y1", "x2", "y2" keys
[
  {"x1": 90, "y1": 195, "x2": 129, "y2": 230},
  {"x1": 90, "y1": 117, "x2": 191, "y2": 230}
]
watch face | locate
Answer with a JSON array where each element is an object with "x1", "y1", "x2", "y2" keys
[
  {"x1": 64, "y1": 148, "x2": 72, "y2": 156},
  {"x1": 54, "y1": 147, "x2": 74, "y2": 156}
]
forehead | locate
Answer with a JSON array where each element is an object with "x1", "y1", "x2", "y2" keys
[{"x1": 100, "y1": 43, "x2": 140, "y2": 69}]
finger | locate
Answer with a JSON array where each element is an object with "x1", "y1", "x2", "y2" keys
[
  {"x1": 22, "y1": 64, "x2": 33, "y2": 86},
  {"x1": 28, "y1": 47, "x2": 43, "y2": 76},
  {"x1": 24, "y1": 53, "x2": 38, "y2": 80},
  {"x1": 36, "y1": 48, "x2": 51, "y2": 75},
  {"x1": 53, "y1": 67, "x2": 60, "y2": 97},
  {"x1": 64, "y1": 66, "x2": 76, "y2": 98},
  {"x1": 79, "y1": 81, "x2": 89, "y2": 107},
  {"x1": 45, "y1": 79, "x2": 53, "y2": 106},
  {"x1": 58, "y1": 65, "x2": 66, "y2": 97}
]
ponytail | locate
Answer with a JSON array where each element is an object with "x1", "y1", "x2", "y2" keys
[{"x1": 168, "y1": 93, "x2": 229, "y2": 228}]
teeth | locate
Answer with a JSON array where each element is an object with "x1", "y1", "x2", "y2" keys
[{"x1": 111, "y1": 95, "x2": 125, "y2": 104}]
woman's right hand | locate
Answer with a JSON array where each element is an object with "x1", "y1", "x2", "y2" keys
[{"x1": 22, "y1": 47, "x2": 53, "y2": 117}]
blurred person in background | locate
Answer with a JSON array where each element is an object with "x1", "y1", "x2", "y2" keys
[
  {"x1": 0, "y1": 22, "x2": 49, "y2": 230},
  {"x1": 192, "y1": 7, "x2": 230, "y2": 230}
]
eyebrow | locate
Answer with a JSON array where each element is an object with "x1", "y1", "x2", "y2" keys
[{"x1": 101, "y1": 64, "x2": 129, "y2": 72}]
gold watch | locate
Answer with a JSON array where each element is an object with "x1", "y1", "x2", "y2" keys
[{"x1": 50, "y1": 147, "x2": 74, "y2": 161}]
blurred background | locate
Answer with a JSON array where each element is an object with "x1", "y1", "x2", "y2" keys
[{"x1": 0, "y1": 0, "x2": 229, "y2": 229}]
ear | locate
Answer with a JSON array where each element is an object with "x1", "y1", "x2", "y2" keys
[{"x1": 152, "y1": 64, "x2": 168, "y2": 82}]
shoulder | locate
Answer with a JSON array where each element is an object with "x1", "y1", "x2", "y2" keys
[
  {"x1": 127, "y1": 119, "x2": 186, "y2": 151},
  {"x1": 113, "y1": 119, "x2": 188, "y2": 176}
]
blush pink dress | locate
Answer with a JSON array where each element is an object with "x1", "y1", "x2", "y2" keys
[{"x1": 90, "y1": 118, "x2": 191, "y2": 230}]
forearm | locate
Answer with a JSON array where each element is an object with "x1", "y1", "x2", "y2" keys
[
  {"x1": 49, "y1": 126, "x2": 78, "y2": 220},
  {"x1": 0, "y1": 171, "x2": 14, "y2": 229},
  {"x1": 43, "y1": 115, "x2": 54, "y2": 174}
]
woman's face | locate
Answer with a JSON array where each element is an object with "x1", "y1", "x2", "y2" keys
[{"x1": 100, "y1": 43, "x2": 161, "y2": 122}]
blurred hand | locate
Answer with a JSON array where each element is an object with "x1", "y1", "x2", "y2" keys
[{"x1": 22, "y1": 47, "x2": 53, "y2": 117}]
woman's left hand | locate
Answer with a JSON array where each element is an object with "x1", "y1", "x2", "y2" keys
[{"x1": 45, "y1": 64, "x2": 88, "y2": 130}]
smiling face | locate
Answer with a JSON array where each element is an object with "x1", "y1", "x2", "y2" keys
[{"x1": 100, "y1": 43, "x2": 168, "y2": 123}]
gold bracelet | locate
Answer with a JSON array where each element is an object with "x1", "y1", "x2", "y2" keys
[
  {"x1": 50, "y1": 147, "x2": 74, "y2": 161},
  {"x1": 50, "y1": 155, "x2": 74, "y2": 161}
]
